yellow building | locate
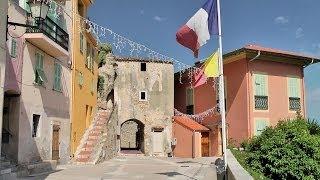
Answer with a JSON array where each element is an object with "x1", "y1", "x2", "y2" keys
[{"x1": 71, "y1": 0, "x2": 98, "y2": 155}]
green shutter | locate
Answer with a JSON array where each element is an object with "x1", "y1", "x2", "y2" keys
[
  {"x1": 11, "y1": 39, "x2": 17, "y2": 58},
  {"x1": 35, "y1": 52, "x2": 47, "y2": 85},
  {"x1": 255, "y1": 119, "x2": 268, "y2": 136},
  {"x1": 78, "y1": 72, "x2": 84, "y2": 86},
  {"x1": 86, "y1": 43, "x2": 90, "y2": 67},
  {"x1": 255, "y1": 74, "x2": 267, "y2": 96},
  {"x1": 288, "y1": 77, "x2": 300, "y2": 98},
  {"x1": 80, "y1": 33, "x2": 84, "y2": 53},
  {"x1": 53, "y1": 63, "x2": 62, "y2": 91},
  {"x1": 186, "y1": 88, "x2": 194, "y2": 106}
]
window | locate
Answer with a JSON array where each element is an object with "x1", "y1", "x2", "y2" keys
[
  {"x1": 186, "y1": 88, "x2": 194, "y2": 114},
  {"x1": 11, "y1": 38, "x2": 17, "y2": 58},
  {"x1": 35, "y1": 52, "x2": 47, "y2": 85},
  {"x1": 254, "y1": 74, "x2": 268, "y2": 110},
  {"x1": 140, "y1": 62, "x2": 146, "y2": 71},
  {"x1": 255, "y1": 118, "x2": 268, "y2": 136},
  {"x1": 78, "y1": 72, "x2": 84, "y2": 86},
  {"x1": 53, "y1": 63, "x2": 62, "y2": 91},
  {"x1": 91, "y1": 78, "x2": 95, "y2": 93},
  {"x1": 91, "y1": 46, "x2": 95, "y2": 71},
  {"x1": 288, "y1": 77, "x2": 301, "y2": 111},
  {"x1": 32, "y1": 114, "x2": 40, "y2": 137},
  {"x1": 80, "y1": 33, "x2": 84, "y2": 53},
  {"x1": 139, "y1": 91, "x2": 147, "y2": 101},
  {"x1": 86, "y1": 42, "x2": 91, "y2": 68}
]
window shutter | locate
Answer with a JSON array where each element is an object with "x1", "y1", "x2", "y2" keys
[
  {"x1": 255, "y1": 74, "x2": 267, "y2": 96},
  {"x1": 255, "y1": 119, "x2": 268, "y2": 136},
  {"x1": 80, "y1": 33, "x2": 83, "y2": 53},
  {"x1": 186, "y1": 88, "x2": 194, "y2": 106},
  {"x1": 288, "y1": 77, "x2": 300, "y2": 98},
  {"x1": 11, "y1": 39, "x2": 17, "y2": 57}
]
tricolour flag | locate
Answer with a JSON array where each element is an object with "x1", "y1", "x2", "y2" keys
[
  {"x1": 194, "y1": 49, "x2": 219, "y2": 87},
  {"x1": 176, "y1": 0, "x2": 218, "y2": 57}
]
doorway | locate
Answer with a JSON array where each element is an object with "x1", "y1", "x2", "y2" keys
[
  {"x1": 201, "y1": 132, "x2": 210, "y2": 157},
  {"x1": 152, "y1": 128, "x2": 164, "y2": 156},
  {"x1": 52, "y1": 125, "x2": 60, "y2": 160},
  {"x1": 120, "y1": 119, "x2": 144, "y2": 153}
]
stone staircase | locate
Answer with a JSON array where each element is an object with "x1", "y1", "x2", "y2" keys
[
  {"x1": 0, "y1": 156, "x2": 17, "y2": 180},
  {"x1": 74, "y1": 108, "x2": 113, "y2": 164}
]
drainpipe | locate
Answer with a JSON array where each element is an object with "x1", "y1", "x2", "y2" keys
[
  {"x1": 303, "y1": 58, "x2": 314, "y2": 68},
  {"x1": 249, "y1": 50, "x2": 261, "y2": 62}
]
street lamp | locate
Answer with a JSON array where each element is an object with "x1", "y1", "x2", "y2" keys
[{"x1": 6, "y1": 0, "x2": 50, "y2": 40}]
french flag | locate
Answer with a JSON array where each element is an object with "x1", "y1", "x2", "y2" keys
[{"x1": 176, "y1": 0, "x2": 218, "y2": 57}]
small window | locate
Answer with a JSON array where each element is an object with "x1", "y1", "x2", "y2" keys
[
  {"x1": 80, "y1": 33, "x2": 84, "y2": 53},
  {"x1": 32, "y1": 114, "x2": 40, "y2": 137},
  {"x1": 255, "y1": 119, "x2": 268, "y2": 136},
  {"x1": 139, "y1": 91, "x2": 147, "y2": 101},
  {"x1": 288, "y1": 77, "x2": 301, "y2": 111},
  {"x1": 254, "y1": 74, "x2": 268, "y2": 110},
  {"x1": 78, "y1": 72, "x2": 84, "y2": 86},
  {"x1": 53, "y1": 63, "x2": 62, "y2": 91},
  {"x1": 35, "y1": 52, "x2": 47, "y2": 85},
  {"x1": 140, "y1": 63, "x2": 146, "y2": 71},
  {"x1": 11, "y1": 38, "x2": 17, "y2": 58}
]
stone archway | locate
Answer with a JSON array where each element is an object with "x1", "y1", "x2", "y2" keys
[{"x1": 120, "y1": 119, "x2": 144, "y2": 153}]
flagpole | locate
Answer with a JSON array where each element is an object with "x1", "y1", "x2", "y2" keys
[{"x1": 216, "y1": 0, "x2": 227, "y2": 170}]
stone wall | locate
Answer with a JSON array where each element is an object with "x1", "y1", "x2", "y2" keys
[{"x1": 114, "y1": 58, "x2": 174, "y2": 156}]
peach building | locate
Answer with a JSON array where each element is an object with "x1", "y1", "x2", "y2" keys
[{"x1": 174, "y1": 44, "x2": 320, "y2": 157}]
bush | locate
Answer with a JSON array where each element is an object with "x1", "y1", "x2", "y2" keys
[
  {"x1": 245, "y1": 119, "x2": 320, "y2": 180},
  {"x1": 97, "y1": 75, "x2": 105, "y2": 94},
  {"x1": 98, "y1": 43, "x2": 112, "y2": 67}
]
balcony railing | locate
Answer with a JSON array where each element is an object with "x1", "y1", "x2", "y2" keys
[
  {"x1": 26, "y1": 17, "x2": 69, "y2": 51},
  {"x1": 289, "y1": 97, "x2": 301, "y2": 111},
  {"x1": 255, "y1": 95, "x2": 268, "y2": 110}
]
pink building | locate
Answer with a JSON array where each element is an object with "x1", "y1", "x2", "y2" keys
[{"x1": 174, "y1": 44, "x2": 320, "y2": 157}]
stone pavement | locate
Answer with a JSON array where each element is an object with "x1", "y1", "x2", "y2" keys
[{"x1": 19, "y1": 156, "x2": 217, "y2": 180}]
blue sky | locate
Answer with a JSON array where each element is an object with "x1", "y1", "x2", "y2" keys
[{"x1": 89, "y1": 0, "x2": 320, "y2": 120}]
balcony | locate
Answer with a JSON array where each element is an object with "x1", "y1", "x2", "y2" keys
[
  {"x1": 255, "y1": 95, "x2": 268, "y2": 110},
  {"x1": 25, "y1": 17, "x2": 69, "y2": 57}
]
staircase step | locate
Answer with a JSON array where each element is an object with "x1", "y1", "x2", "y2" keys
[
  {"x1": 81, "y1": 146, "x2": 93, "y2": 152},
  {"x1": 89, "y1": 132, "x2": 100, "y2": 136},
  {"x1": 76, "y1": 157, "x2": 90, "y2": 163},
  {"x1": 88, "y1": 135, "x2": 98, "y2": 140},
  {"x1": 27, "y1": 160, "x2": 57, "y2": 176}
]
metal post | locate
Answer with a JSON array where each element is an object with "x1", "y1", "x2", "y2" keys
[{"x1": 216, "y1": 0, "x2": 227, "y2": 170}]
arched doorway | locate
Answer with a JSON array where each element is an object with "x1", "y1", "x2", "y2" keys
[{"x1": 120, "y1": 119, "x2": 144, "y2": 153}]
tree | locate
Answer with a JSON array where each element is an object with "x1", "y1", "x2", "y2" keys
[{"x1": 98, "y1": 43, "x2": 112, "y2": 67}]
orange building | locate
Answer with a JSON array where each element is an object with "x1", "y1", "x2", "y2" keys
[
  {"x1": 174, "y1": 44, "x2": 320, "y2": 156},
  {"x1": 70, "y1": 0, "x2": 99, "y2": 155}
]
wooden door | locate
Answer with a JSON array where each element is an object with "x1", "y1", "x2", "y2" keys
[
  {"x1": 152, "y1": 131, "x2": 164, "y2": 155},
  {"x1": 52, "y1": 125, "x2": 60, "y2": 160},
  {"x1": 201, "y1": 132, "x2": 210, "y2": 157}
]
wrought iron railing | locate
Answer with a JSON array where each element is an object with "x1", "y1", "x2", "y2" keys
[
  {"x1": 26, "y1": 17, "x2": 69, "y2": 51},
  {"x1": 255, "y1": 95, "x2": 268, "y2": 110},
  {"x1": 289, "y1": 97, "x2": 301, "y2": 111}
]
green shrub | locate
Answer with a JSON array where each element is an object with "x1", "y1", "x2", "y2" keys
[
  {"x1": 245, "y1": 119, "x2": 320, "y2": 180},
  {"x1": 98, "y1": 43, "x2": 112, "y2": 67},
  {"x1": 97, "y1": 75, "x2": 105, "y2": 94}
]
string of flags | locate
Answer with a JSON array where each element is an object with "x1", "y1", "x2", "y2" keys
[{"x1": 174, "y1": 106, "x2": 218, "y2": 123}]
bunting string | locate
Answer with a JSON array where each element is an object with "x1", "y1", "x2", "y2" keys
[{"x1": 174, "y1": 106, "x2": 218, "y2": 123}]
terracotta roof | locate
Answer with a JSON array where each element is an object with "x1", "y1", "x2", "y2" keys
[
  {"x1": 173, "y1": 116, "x2": 209, "y2": 132},
  {"x1": 224, "y1": 44, "x2": 320, "y2": 62}
]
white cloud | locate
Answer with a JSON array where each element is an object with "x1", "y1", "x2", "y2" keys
[
  {"x1": 295, "y1": 27, "x2": 304, "y2": 39},
  {"x1": 153, "y1": 16, "x2": 166, "y2": 22},
  {"x1": 274, "y1": 16, "x2": 289, "y2": 24}
]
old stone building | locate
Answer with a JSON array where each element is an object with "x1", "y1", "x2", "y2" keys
[{"x1": 114, "y1": 57, "x2": 174, "y2": 156}]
